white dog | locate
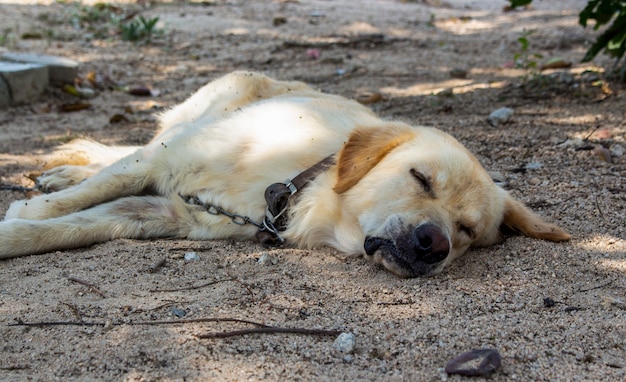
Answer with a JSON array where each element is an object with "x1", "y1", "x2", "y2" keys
[{"x1": 0, "y1": 71, "x2": 569, "y2": 277}]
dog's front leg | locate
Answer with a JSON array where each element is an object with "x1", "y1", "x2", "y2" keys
[
  {"x1": 0, "y1": 195, "x2": 192, "y2": 259},
  {"x1": 5, "y1": 154, "x2": 153, "y2": 221}
]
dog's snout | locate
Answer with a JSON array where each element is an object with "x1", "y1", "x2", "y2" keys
[{"x1": 412, "y1": 223, "x2": 449, "y2": 264}]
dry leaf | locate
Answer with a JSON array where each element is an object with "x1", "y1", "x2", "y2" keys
[
  {"x1": 59, "y1": 102, "x2": 92, "y2": 112},
  {"x1": 592, "y1": 146, "x2": 612, "y2": 163}
]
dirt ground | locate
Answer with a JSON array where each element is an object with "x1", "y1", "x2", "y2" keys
[{"x1": 0, "y1": 0, "x2": 625, "y2": 380}]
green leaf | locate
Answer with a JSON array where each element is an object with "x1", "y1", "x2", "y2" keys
[{"x1": 509, "y1": 0, "x2": 533, "y2": 8}]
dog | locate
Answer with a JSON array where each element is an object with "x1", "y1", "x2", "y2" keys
[{"x1": 0, "y1": 71, "x2": 570, "y2": 277}]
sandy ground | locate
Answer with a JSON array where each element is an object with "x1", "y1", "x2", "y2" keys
[{"x1": 0, "y1": 0, "x2": 625, "y2": 380}]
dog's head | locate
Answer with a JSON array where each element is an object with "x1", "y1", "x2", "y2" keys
[{"x1": 334, "y1": 124, "x2": 570, "y2": 277}]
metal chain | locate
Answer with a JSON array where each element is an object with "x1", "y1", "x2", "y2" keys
[{"x1": 179, "y1": 194, "x2": 265, "y2": 229}]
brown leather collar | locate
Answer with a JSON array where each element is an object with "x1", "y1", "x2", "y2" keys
[{"x1": 256, "y1": 155, "x2": 335, "y2": 246}]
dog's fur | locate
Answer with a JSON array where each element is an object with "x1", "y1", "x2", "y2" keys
[{"x1": 0, "y1": 71, "x2": 570, "y2": 277}]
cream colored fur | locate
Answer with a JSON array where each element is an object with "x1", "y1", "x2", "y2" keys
[{"x1": 0, "y1": 71, "x2": 569, "y2": 277}]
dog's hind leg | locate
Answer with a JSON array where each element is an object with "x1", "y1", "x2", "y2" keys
[
  {"x1": 156, "y1": 71, "x2": 312, "y2": 133},
  {"x1": 0, "y1": 195, "x2": 192, "y2": 259}
]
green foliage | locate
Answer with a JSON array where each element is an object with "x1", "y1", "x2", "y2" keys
[
  {"x1": 579, "y1": 0, "x2": 626, "y2": 63},
  {"x1": 69, "y1": 2, "x2": 162, "y2": 43},
  {"x1": 508, "y1": 0, "x2": 626, "y2": 74},
  {"x1": 120, "y1": 16, "x2": 160, "y2": 42},
  {"x1": 514, "y1": 30, "x2": 543, "y2": 72},
  {"x1": 509, "y1": 0, "x2": 532, "y2": 8}
]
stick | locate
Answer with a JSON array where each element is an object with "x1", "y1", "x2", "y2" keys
[
  {"x1": 197, "y1": 327, "x2": 342, "y2": 339},
  {"x1": 8, "y1": 317, "x2": 270, "y2": 328},
  {"x1": 67, "y1": 276, "x2": 106, "y2": 298},
  {"x1": 226, "y1": 271, "x2": 254, "y2": 297},
  {"x1": 149, "y1": 278, "x2": 232, "y2": 293},
  {"x1": 0, "y1": 185, "x2": 35, "y2": 192}
]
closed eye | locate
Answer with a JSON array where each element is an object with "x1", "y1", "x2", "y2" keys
[
  {"x1": 410, "y1": 168, "x2": 432, "y2": 193},
  {"x1": 458, "y1": 223, "x2": 475, "y2": 238}
]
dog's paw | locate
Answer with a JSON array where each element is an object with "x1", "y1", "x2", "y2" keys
[
  {"x1": 37, "y1": 165, "x2": 94, "y2": 192},
  {"x1": 4, "y1": 200, "x2": 28, "y2": 220},
  {"x1": 4, "y1": 197, "x2": 58, "y2": 221}
]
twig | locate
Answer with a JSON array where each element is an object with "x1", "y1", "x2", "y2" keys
[
  {"x1": 67, "y1": 276, "x2": 106, "y2": 298},
  {"x1": 0, "y1": 185, "x2": 35, "y2": 192},
  {"x1": 583, "y1": 125, "x2": 601, "y2": 141},
  {"x1": 527, "y1": 195, "x2": 575, "y2": 209},
  {"x1": 226, "y1": 271, "x2": 254, "y2": 297},
  {"x1": 0, "y1": 365, "x2": 29, "y2": 370},
  {"x1": 8, "y1": 317, "x2": 270, "y2": 328},
  {"x1": 579, "y1": 281, "x2": 612, "y2": 293},
  {"x1": 149, "y1": 278, "x2": 232, "y2": 293},
  {"x1": 197, "y1": 327, "x2": 342, "y2": 339},
  {"x1": 608, "y1": 187, "x2": 626, "y2": 193},
  {"x1": 594, "y1": 194, "x2": 605, "y2": 221},
  {"x1": 61, "y1": 302, "x2": 82, "y2": 320}
]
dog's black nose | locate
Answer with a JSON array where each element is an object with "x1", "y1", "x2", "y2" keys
[{"x1": 412, "y1": 223, "x2": 449, "y2": 264}]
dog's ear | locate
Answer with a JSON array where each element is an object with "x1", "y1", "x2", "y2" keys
[
  {"x1": 334, "y1": 124, "x2": 416, "y2": 194},
  {"x1": 501, "y1": 195, "x2": 571, "y2": 242}
]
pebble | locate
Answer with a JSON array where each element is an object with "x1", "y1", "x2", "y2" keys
[
  {"x1": 444, "y1": 348, "x2": 502, "y2": 376},
  {"x1": 184, "y1": 251, "x2": 200, "y2": 261},
  {"x1": 172, "y1": 308, "x2": 186, "y2": 317},
  {"x1": 257, "y1": 252, "x2": 278, "y2": 265},
  {"x1": 487, "y1": 107, "x2": 513, "y2": 127},
  {"x1": 525, "y1": 162, "x2": 543, "y2": 170},
  {"x1": 333, "y1": 332, "x2": 356, "y2": 354},
  {"x1": 449, "y1": 68, "x2": 468, "y2": 79}
]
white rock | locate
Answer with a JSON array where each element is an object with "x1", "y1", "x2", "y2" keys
[
  {"x1": 184, "y1": 251, "x2": 200, "y2": 261},
  {"x1": 333, "y1": 332, "x2": 356, "y2": 354},
  {"x1": 487, "y1": 107, "x2": 514, "y2": 127},
  {"x1": 257, "y1": 252, "x2": 278, "y2": 265},
  {"x1": 611, "y1": 144, "x2": 624, "y2": 157}
]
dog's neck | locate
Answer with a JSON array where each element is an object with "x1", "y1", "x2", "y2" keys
[{"x1": 258, "y1": 155, "x2": 336, "y2": 246}]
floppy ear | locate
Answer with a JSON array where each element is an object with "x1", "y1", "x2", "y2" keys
[
  {"x1": 333, "y1": 125, "x2": 416, "y2": 194},
  {"x1": 501, "y1": 195, "x2": 571, "y2": 242}
]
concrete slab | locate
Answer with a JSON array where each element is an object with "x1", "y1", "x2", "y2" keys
[
  {"x1": 1, "y1": 52, "x2": 78, "y2": 84},
  {"x1": 0, "y1": 62, "x2": 49, "y2": 106}
]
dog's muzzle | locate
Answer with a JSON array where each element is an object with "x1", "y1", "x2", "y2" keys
[{"x1": 364, "y1": 223, "x2": 450, "y2": 277}]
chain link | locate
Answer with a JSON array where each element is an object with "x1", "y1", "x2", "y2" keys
[{"x1": 179, "y1": 194, "x2": 265, "y2": 229}]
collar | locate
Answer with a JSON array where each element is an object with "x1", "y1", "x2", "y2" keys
[{"x1": 256, "y1": 155, "x2": 335, "y2": 247}]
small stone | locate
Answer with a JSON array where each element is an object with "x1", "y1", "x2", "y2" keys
[
  {"x1": 543, "y1": 297, "x2": 557, "y2": 308},
  {"x1": 184, "y1": 251, "x2": 200, "y2": 261},
  {"x1": 75, "y1": 86, "x2": 96, "y2": 99},
  {"x1": 273, "y1": 16, "x2": 287, "y2": 27},
  {"x1": 257, "y1": 252, "x2": 278, "y2": 265},
  {"x1": 355, "y1": 92, "x2": 383, "y2": 104},
  {"x1": 436, "y1": 88, "x2": 454, "y2": 97},
  {"x1": 548, "y1": 71, "x2": 574, "y2": 85},
  {"x1": 172, "y1": 308, "x2": 186, "y2": 317},
  {"x1": 487, "y1": 171, "x2": 506, "y2": 185},
  {"x1": 333, "y1": 332, "x2": 356, "y2": 354},
  {"x1": 445, "y1": 348, "x2": 502, "y2": 376},
  {"x1": 487, "y1": 107, "x2": 513, "y2": 127},
  {"x1": 611, "y1": 144, "x2": 624, "y2": 157},
  {"x1": 525, "y1": 162, "x2": 543, "y2": 170},
  {"x1": 449, "y1": 68, "x2": 468, "y2": 79}
]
